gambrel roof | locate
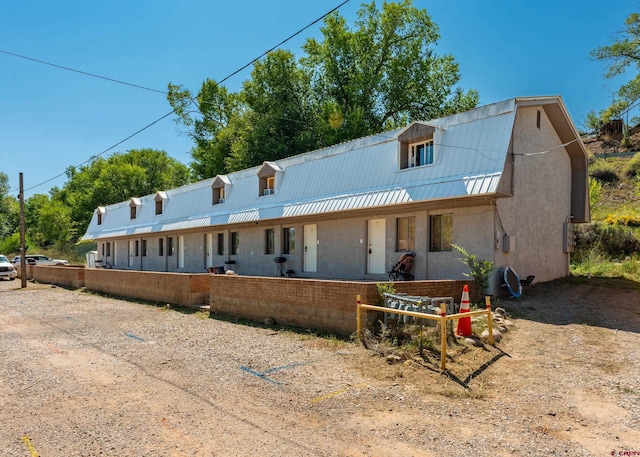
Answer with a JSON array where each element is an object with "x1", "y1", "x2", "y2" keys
[{"x1": 82, "y1": 96, "x2": 588, "y2": 241}]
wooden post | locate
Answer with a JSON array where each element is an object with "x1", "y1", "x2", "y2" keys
[
  {"x1": 19, "y1": 173, "x2": 26, "y2": 289},
  {"x1": 356, "y1": 295, "x2": 362, "y2": 341},
  {"x1": 440, "y1": 303, "x2": 447, "y2": 370},
  {"x1": 485, "y1": 295, "x2": 494, "y2": 345}
]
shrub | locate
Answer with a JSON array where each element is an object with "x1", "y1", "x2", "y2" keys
[
  {"x1": 574, "y1": 223, "x2": 640, "y2": 260},
  {"x1": 451, "y1": 244, "x2": 494, "y2": 293},
  {"x1": 604, "y1": 213, "x2": 640, "y2": 227},
  {"x1": 589, "y1": 160, "x2": 620, "y2": 184},
  {"x1": 624, "y1": 152, "x2": 640, "y2": 179}
]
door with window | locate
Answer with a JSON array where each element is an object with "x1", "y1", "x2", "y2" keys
[
  {"x1": 128, "y1": 241, "x2": 134, "y2": 268},
  {"x1": 304, "y1": 224, "x2": 317, "y2": 273},
  {"x1": 206, "y1": 233, "x2": 213, "y2": 268},
  {"x1": 367, "y1": 219, "x2": 386, "y2": 274},
  {"x1": 178, "y1": 236, "x2": 185, "y2": 269}
]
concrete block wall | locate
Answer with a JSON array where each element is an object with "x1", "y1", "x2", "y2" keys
[{"x1": 84, "y1": 269, "x2": 210, "y2": 307}]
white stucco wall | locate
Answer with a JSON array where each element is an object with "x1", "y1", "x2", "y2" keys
[{"x1": 495, "y1": 106, "x2": 572, "y2": 283}]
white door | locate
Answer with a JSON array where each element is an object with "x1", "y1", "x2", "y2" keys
[
  {"x1": 128, "y1": 241, "x2": 134, "y2": 267},
  {"x1": 368, "y1": 219, "x2": 386, "y2": 274},
  {"x1": 178, "y1": 236, "x2": 185, "y2": 269},
  {"x1": 206, "y1": 233, "x2": 213, "y2": 268},
  {"x1": 304, "y1": 224, "x2": 317, "y2": 273}
]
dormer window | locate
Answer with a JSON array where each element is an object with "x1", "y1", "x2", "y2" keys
[
  {"x1": 258, "y1": 161, "x2": 282, "y2": 196},
  {"x1": 155, "y1": 192, "x2": 168, "y2": 215},
  {"x1": 212, "y1": 175, "x2": 231, "y2": 205},
  {"x1": 97, "y1": 207, "x2": 105, "y2": 225},
  {"x1": 408, "y1": 140, "x2": 434, "y2": 167},
  {"x1": 397, "y1": 122, "x2": 437, "y2": 170},
  {"x1": 129, "y1": 198, "x2": 141, "y2": 220}
]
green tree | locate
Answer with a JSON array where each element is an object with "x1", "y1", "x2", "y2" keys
[
  {"x1": 591, "y1": 12, "x2": 640, "y2": 133},
  {"x1": 168, "y1": 81, "x2": 242, "y2": 179},
  {"x1": 168, "y1": 0, "x2": 478, "y2": 178},
  {"x1": 0, "y1": 172, "x2": 19, "y2": 241},
  {"x1": 225, "y1": 50, "x2": 321, "y2": 171},
  {"x1": 302, "y1": 0, "x2": 478, "y2": 140},
  {"x1": 55, "y1": 149, "x2": 190, "y2": 238}
]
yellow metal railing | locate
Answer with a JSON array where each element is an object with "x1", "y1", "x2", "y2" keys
[{"x1": 356, "y1": 295, "x2": 495, "y2": 370}]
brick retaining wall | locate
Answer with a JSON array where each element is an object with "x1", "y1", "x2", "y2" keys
[
  {"x1": 84, "y1": 269, "x2": 210, "y2": 308},
  {"x1": 26, "y1": 266, "x2": 477, "y2": 333},
  {"x1": 210, "y1": 275, "x2": 475, "y2": 334},
  {"x1": 32, "y1": 265, "x2": 85, "y2": 289}
]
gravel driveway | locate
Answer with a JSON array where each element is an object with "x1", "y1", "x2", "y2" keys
[{"x1": 1, "y1": 278, "x2": 639, "y2": 456}]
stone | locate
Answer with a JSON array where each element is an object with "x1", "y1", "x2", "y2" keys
[{"x1": 482, "y1": 329, "x2": 502, "y2": 343}]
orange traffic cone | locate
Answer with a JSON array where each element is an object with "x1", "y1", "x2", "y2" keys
[{"x1": 456, "y1": 284, "x2": 472, "y2": 337}]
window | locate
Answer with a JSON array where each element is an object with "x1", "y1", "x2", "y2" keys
[
  {"x1": 102, "y1": 243, "x2": 105, "y2": 256},
  {"x1": 130, "y1": 206, "x2": 137, "y2": 219},
  {"x1": 142, "y1": 239, "x2": 147, "y2": 256},
  {"x1": 155, "y1": 192, "x2": 167, "y2": 215},
  {"x1": 97, "y1": 207, "x2": 105, "y2": 225},
  {"x1": 265, "y1": 229, "x2": 274, "y2": 254},
  {"x1": 396, "y1": 217, "x2": 415, "y2": 251},
  {"x1": 135, "y1": 240, "x2": 139, "y2": 257},
  {"x1": 106, "y1": 242, "x2": 111, "y2": 257},
  {"x1": 212, "y1": 186, "x2": 226, "y2": 204},
  {"x1": 97, "y1": 213, "x2": 102, "y2": 225},
  {"x1": 217, "y1": 233, "x2": 224, "y2": 256},
  {"x1": 430, "y1": 214, "x2": 453, "y2": 252},
  {"x1": 167, "y1": 237, "x2": 174, "y2": 256},
  {"x1": 283, "y1": 227, "x2": 295, "y2": 254},
  {"x1": 231, "y1": 232, "x2": 239, "y2": 255},
  {"x1": 260, "y1": 176, "x2": 275, "y2": 196},
  {"x1": 537, "y1": 109, "x2": 541, "y2": 129},
  {"x1": 410, "y1": 140, "x2": 434, "y2": 167},
  {"x1": 159, "y1": 238, "x2": 164, "y2": 256}
]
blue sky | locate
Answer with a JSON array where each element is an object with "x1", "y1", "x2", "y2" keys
[{"x1": 0, "y1": 0, "x2": 636, "y2": 198}]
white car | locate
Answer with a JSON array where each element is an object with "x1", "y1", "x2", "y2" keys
[
  {"x1": 11, "y1": 255, "x2": 69, "y2": 266},
  {"x1": 0, "y1": 255, "x2": 17, "y2": 280}
]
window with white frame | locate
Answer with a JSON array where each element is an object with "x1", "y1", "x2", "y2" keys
[
  {"x1": 409, "y1": 140, "x2": 434, "y2": 168},
  {"x1": 283, "y1": 227, "x2": 295, "y2": 254}
]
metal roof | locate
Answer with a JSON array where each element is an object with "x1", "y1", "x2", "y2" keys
[{"x1": 82, "y1": 97, "x2": 578, "y2": 241}]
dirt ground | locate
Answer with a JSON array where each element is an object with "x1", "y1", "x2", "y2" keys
[{"x1": 1, "y1": 277, "x2": 639, "y2": 456}]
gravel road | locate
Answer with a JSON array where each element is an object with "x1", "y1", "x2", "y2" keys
[{"x1": 1, "y1": 278, "x2": 639, "y2": 456}]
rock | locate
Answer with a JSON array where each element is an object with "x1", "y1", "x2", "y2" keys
[
  {"x1": 482, "y1": 329, "x2": 502, "y2": 343},
  {"x1": 263, "y1": 317, "x2": 275, "y2": 326},
  {"x1": 494, "y1": 307, "x2": 507, "y2": 318},
  {"x1": 386, "y1": 354, "x2": 403, "y2": 364},
  {"x1": 463, "y1": 337, "x2": 483, "y2": 347},
  {"x1": 225, "y1": 270, "x2": 235, "y2": 275}
]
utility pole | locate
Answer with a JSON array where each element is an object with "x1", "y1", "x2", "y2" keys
[{"x1": 19, "y1": 173, "x2": 26, "y2": 288}]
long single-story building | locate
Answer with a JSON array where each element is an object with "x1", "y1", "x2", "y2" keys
[{"x1": 81, "y1": 96, "x2": 589, "y2": 293}]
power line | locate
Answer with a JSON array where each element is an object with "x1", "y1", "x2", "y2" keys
[
  {"x1": 0, "y1": 48, "x2": 168, "y2": 95},
  {"x1": 14, "y1": 0, "x2": 352, "y2": 196}
]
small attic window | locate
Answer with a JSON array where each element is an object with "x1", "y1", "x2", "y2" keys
[
  {"x1": 129, "y1": 198, "x2": 141, "y2": 220},
  {"x1": 402, "y1": 140, "x2": 434, "y2": 169},
  {"x1": 155, "y1": 191, "x2": 168, "y2": 215},
  {"x1": 397, "y1": 123, "x2": 437, "y2": 170},
  {"x1": 257, "y1": 162, "x2": 281, "y2": 196},
  {"x1": 97, "y1": 207, "x2": 106, "y2": 225},
  {"x1": 211, "y1": 175, "x2": 230, "y2": 205}
]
